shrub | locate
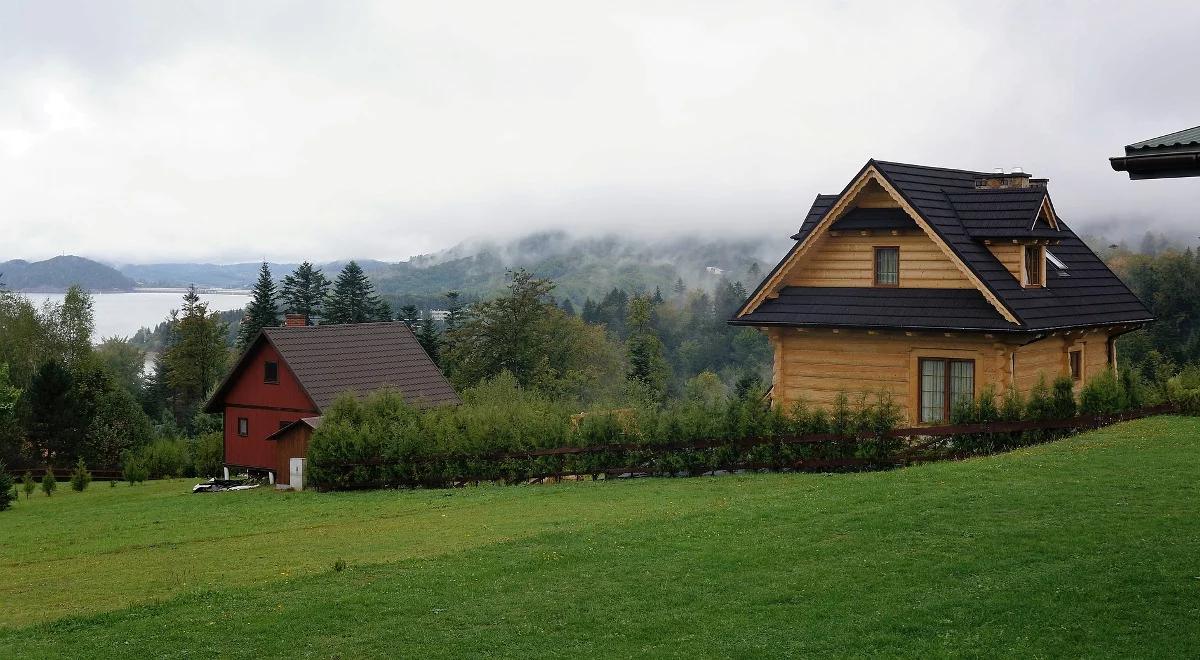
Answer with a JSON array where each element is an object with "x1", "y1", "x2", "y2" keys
[
  {"x1": 1025, "y1": 374, "x2": 1055, "y2": 420},
  {"x1": 1051, "y1": 376, "x2": 1077, "y2": 419},
  {"x1": 22, "y1": 471, "x2": 35, "y2": 499},
  {"x1": 1079, "y1": 369, "x2": 1125, "y2": 416},
  {"x1": 41, "y1": 468, "x2": 57, "y2": 496},
  {"x1": 0, "y1": 462, "x2": 14, "y2": 511},
  {"x1": 332, "y1": 558, "x2": 347, "y2": 572},
  {"x1": 123, "y1": 458, "x2": 148, "y2": 485},
  {"x1": 69, "y1": 458, "x2": 92, "y2": 492},
  {"x1": 1000, "y1": 386, "x2": 1024, "y2": 421},
  {"x1": 192, "y1": 433, "x2": 224, "y2": 478}
]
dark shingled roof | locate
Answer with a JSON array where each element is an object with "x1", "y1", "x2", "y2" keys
[
  {"x1": 741, "y1": 160, "x2": 1152, "y2": 333},
  {"x1": 731, "y1": 287, "x2": 1015, "y2": 331},
  {"x1": 205, "y1": 321, "x2": 459, "y2": 413}
]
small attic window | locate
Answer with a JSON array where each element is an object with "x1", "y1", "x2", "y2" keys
[{"x1": 1023, "y1": 245, "x2": 1045, "y2": 287}]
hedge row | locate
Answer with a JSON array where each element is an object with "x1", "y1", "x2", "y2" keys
[{"x1": 310, "y1": 367, "x2": 1179, "y2": 491}]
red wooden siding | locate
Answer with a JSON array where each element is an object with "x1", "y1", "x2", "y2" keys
[{"x1": 221, "y1": 341, "x2": 317, "y2": 471}]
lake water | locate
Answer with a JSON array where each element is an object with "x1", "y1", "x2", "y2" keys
[{"x1": 26, "y1": 290, "x2": 252, "y2": 342}]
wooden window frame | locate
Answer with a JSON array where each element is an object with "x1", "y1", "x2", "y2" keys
[
  {"x1": 873, "y1": 246, "x2": 900, "y2": 287},
  {"x1": 918, "y1": 358, "x2": 975, "y2": 424},
  {"x1": 237, "y1": 417, "x2": 249, "y2": 437},
  {"x1": 264, "y1": 361, "x2": 279, "y2": 384},
  {"x1": 1069, "y1": 347, "x2": 1083, "y2": 381},
  {"x1": 1022, "y1": 244, "x2": 1044, "y2": 288}
]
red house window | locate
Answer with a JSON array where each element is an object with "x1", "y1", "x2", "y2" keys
[
  {"x1": 237, "y1": 417, "x2": 249, "y2": 436},
  {"x1": 264, "y1": 361, "x2": 279, "y2": 384}
]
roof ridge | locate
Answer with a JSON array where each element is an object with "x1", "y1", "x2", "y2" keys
[{"x1": 871, "y1": 159, "x2": 991, "y2": 176}]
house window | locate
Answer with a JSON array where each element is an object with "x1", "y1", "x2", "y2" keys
[
  {"x1": 264, "y1": 361, "x2": 279, "y2": 384},
  {"x1": 1069, "y1": 349, "x2": 1083, "y2": 381},
  {"x1": 237, "y1": 417, "x2": 249, "y2": 436},
  {"x1": 919, "y1": 358, "x2": 975, "y2": 423},
  {"x1": 1023, "y1": 245, "x2": 1043, "y2": 287},
  {"x1": 874, "y1": 247, "x2": 899, "y2": 286}
]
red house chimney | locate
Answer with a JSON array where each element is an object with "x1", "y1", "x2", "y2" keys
[{"x1": 284, "y1": 313, "x2": 307, "y2": 327}]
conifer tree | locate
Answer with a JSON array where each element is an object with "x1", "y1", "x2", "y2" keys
[
  {"x1": 280, "y1": 261, "x2": 331, "y2": 324},
  {"x1": 397, "y1": 305, "x2": 420, "y2": 329},
  {"x1": 672, "y1": 277, "x2": 687, "y2": 297},
  {"x1": 41, "y1": 468, "x2": 56, "y2": 496},
  {"x1": 163, "y1": 286, "x2": 230, "y2": 419},
  {"x1": 70, "y1": 457, "x2": 91, "y2": 492},
  {"x1": 0, "y1": 462, "x2": 13, "y2": 511},
  {"x1": 22, "y1": 471, "x2": 35, "y2": 499},
  {"x1": 324, "y1": 261, "x2": 389, "y2": 324},
  {"x1": 443, "y1": 291, "x2": 465, "y2": 333},
  {"x1": 560, "y1": 298, "x2": 576, "y2": 316},
  {"x1": 416, "y1": 315, "x2": 441, "y2": 364},
  {"x1": 625, "y1": 296, "x2": 671, "y2": 398},
  {"x1": 237, "y1": 262, "x2": 280, "y2": 350}
]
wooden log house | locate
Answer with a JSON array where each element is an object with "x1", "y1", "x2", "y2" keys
[
  {"x1": 204, "y1": 318, "x2": 459, "y2": 486},
  {"x1": 731, "y1": 160, "x2": 1153, "y2": 425}
]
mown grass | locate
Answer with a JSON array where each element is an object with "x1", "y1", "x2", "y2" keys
[{"x1": 2, "y1": 416, "x2": 1199, "y2": 657}]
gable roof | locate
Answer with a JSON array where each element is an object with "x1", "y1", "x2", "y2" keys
[
  {"x1": 266, "y1": 416, "x2": 323, "y2": 441},
  {"x1": 738, "y1": 160, "x2": 1152, "y2": 333},
  {"x1": 204, "y1": 321, "x2": 460, "y2": 413}
]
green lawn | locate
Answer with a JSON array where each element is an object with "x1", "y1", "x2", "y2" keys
[{"x1": 3, "y1": 416, "x2": 1199, "y2": 658}]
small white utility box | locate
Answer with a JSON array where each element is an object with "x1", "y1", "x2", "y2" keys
[{"x1": 290, "y1": 457, "x2": 306, "y2": 492}]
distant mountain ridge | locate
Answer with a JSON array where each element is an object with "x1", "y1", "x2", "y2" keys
[
  {"x1": 0, "y1": 256, "x2": 135, "y2": 292},
  {"x1": 112, "y1": 232, "x2": 780, "y2": 305}
]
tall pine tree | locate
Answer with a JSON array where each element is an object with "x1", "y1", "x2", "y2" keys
[
  {"x1": 416, "y1": 314, "x2": 441, "y2": 364},
  {"x1": 323, "y1": 261, "x2": 390, "y2": 324},
  {"x1": 397, "y1": 305, "x2": 420, "y2": 329},
  {"x1": 280, "y1": 261, "x2": 330, "y2": 324},
  {"x1": 237, "y1": 262, "x2": 280, "y2": 349},
  {"x1": 164, "y1": 286, "x2": 230, "y2": 420}
]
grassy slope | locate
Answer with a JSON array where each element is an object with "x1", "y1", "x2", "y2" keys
[{"x1": 2, "y1": 417, "x2": 1198, "y2": 658}]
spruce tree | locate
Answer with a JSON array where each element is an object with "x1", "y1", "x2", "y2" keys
[
  {"x1": 41, "y1": 468, "x2": 56, "y2": 496},
  {"x1": 416, "y1": 315, "x2": 441, "y2": 364},
  {"x1": 324, "y1": 261, "x2": 389, "y2": 324},
  {"x1": 443, "y1": 291, "x2": 465, "y2": 332},
  {"x1": 397, "y1": 305, "x2": 420, "y2": 329},
  {"x1": 70, "y1": 457, "x2": 91, "y2": 492},
  {"x1": 22, "y1": 471, "x2": 35, "y2": 499},
  {"x1": 560, "y1": 298, "x2": 576, "y2": 316},
  {"x1": 280, "y1": 261, "x2": 330, "y2": 324},
  {"x1": 163, "y1": 286, "x2": 230, "y2": 419},
  {"x1": 672, "y1": 277, "x2": 687, "y2": 297},
  {"x1": 625, "y1": 296, "x2": 670, "y2": 398},
  {"x1": 0, "y1": 462, "x2": 14, "y2": 511},
  {"x1": 237, "y1": 262, "x2": 280, "y2": 350}
]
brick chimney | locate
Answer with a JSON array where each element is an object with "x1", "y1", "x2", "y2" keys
[{"x1": 284, "y1": 313, "x2": 307, "y2": 327}]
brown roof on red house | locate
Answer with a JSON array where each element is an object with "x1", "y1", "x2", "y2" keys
[{"x1": 204, "y1": 321, "x2": 459, "y2": 413}]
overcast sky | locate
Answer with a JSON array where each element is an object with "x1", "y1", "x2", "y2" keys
[{"x1": 1, "y1": 1, "x2": 1197, "y2": 264}]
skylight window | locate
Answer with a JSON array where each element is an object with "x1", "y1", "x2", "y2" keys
[{"x1": 1045, "y1": 250, "x2": 1067, "y2": 270}]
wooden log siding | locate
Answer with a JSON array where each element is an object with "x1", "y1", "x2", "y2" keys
[
  {"x1": 987, "y1": 242, "x2": 1024, "y2": 282},
  {"x1": 787, "y1": 232, "x2": 975, "y2": 289},
  {"x1": 774, "y1": 330, "x2": 1001, "y2": 424}
]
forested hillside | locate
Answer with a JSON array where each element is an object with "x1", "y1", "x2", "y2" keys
[
  {"x1": 0, "y1": 256, "x2": 135, "y2": 292},
  {"x1": 114, "y1": 232, "x2": 778, "y2": 308}
]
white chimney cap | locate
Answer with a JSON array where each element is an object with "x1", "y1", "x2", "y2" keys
[
  {"x1": 992, "y1": 167, "x2": 1005, "y2": 174},
  {"x1": 1011, "y1": 166, "x2": 1024, "y2": 174}
]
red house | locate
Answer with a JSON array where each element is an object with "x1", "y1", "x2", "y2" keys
[{"x1": 204, "y1": 318, "x2": 459, "y2": 485}]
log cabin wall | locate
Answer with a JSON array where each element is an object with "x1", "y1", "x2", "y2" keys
[
  {"x1": 772, "y1": 328, "x2": 1008, "y2": 425},
  {"x1": 787, "y1": 230, "x2": 974, "y2": 289}
]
